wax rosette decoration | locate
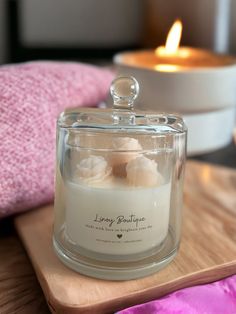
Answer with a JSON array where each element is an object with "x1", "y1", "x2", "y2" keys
[
  {"x1": 110, "y1": 137, "x2": 142, "y2": 177},
  {"x1": 126, "y1": 156, "x2": 164, "y2": 187},
  {"x1": 75, "y1": 155, "x2": 112, "y2": 184}
]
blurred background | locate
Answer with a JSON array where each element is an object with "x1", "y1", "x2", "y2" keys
[
  {"x1": 0, "y1": 0, "x2": 236, "y2": 65},
  {"x1": 0, "y1": 0, "x2": 236, "y2": 162}
]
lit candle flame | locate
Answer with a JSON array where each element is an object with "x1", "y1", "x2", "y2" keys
[
  {"x1": 165, "y1": 19, "x2": 182, "y2": 54},
  {"x1": 155, "y1": 19, "x2": 183, "y2": 56}
]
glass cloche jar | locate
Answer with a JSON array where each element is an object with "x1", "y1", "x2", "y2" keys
[{"x1": 53, "y1": 76, "x2": 187, "y2": 280}]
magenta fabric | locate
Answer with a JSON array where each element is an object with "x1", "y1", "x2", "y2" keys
[
  {"x1": 117, "y1": 275, "x2": 236, "y2": 314},
  {"x1": 0, "y1": 61, "x2": 113, "y2": 218}
]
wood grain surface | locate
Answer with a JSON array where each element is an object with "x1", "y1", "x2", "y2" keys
[
  {"x1": 13, "y1": 161, "x2": 236, "y2": 314},
  {"x1": 0, "y1": 232, "x2": 49, "y2": 314}
]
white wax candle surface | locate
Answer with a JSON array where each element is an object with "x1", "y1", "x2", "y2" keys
[
  {"x1": 117, "y1": 49, "x2": 236, "y2": 72},
  {"x1": 65, "y1": 180, "x2": 171, "y2": 256}
]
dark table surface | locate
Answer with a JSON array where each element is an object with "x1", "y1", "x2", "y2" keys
[{"x1": 0, "y1": 141, "x2": 235, "y2": 314}]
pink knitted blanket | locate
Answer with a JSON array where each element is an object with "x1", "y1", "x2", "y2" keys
[{"x1": 0, "y1": 61, "x2": 113, "y2": 218}]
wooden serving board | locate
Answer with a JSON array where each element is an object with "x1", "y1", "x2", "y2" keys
[{"x1": 15, "y1": 161, "x2": 236, "y2": 314}]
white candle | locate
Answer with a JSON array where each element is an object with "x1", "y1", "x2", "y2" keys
[
  {"x1": 65, "y1": 179, "x2": 171, "y2": 257},
  {"x1": 117, "y1": 19, "x2": 235, "y2": 72},
  {"x1": 114, "y1": 20, "x2": 236, "y2": 155},
  {"x1": 53, "y1": 78, "x2": 187, "y2": 280},
  {"x1": 64, "y1": 150, "x2": 171, "y2": 258}
]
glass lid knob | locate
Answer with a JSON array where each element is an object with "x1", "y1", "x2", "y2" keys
[{"x1": 110, "y1": 76, "x2": 139, "y2": 110}]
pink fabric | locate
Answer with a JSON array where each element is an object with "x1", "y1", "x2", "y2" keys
[
  {"x1": 117, "y1": 275, "x2": 236, "y2": 314},
  {"x1": 0, "y1": 61, "x2": 113, "y2": 218}
]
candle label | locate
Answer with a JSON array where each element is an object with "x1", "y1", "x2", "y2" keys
[
  {"x1": 65, "y1": 181, "x2": 171, "y2": 255},
  {"x1": 86, "y1": 213, "x2": 150, "y2": 244}
]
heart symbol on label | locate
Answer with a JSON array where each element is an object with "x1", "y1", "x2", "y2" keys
[{"x1": 117, "y1": 234, "x2": 123, "y2": 239}]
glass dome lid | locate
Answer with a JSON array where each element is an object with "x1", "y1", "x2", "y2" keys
[{"x1": 58, "y1": 76, "x2": 187, "y2": 134}]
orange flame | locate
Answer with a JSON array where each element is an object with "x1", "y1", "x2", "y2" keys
[
  {"x1": 155, "y1": 19, "x2": 183, "y2": 56},
  {"x1": 165, "y1": 19, "x2": 182, "y2": 54}
]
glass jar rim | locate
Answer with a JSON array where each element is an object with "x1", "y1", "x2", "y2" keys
[{"x1": 58, "y1": 108, "x2": 187, "y2": 135}]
